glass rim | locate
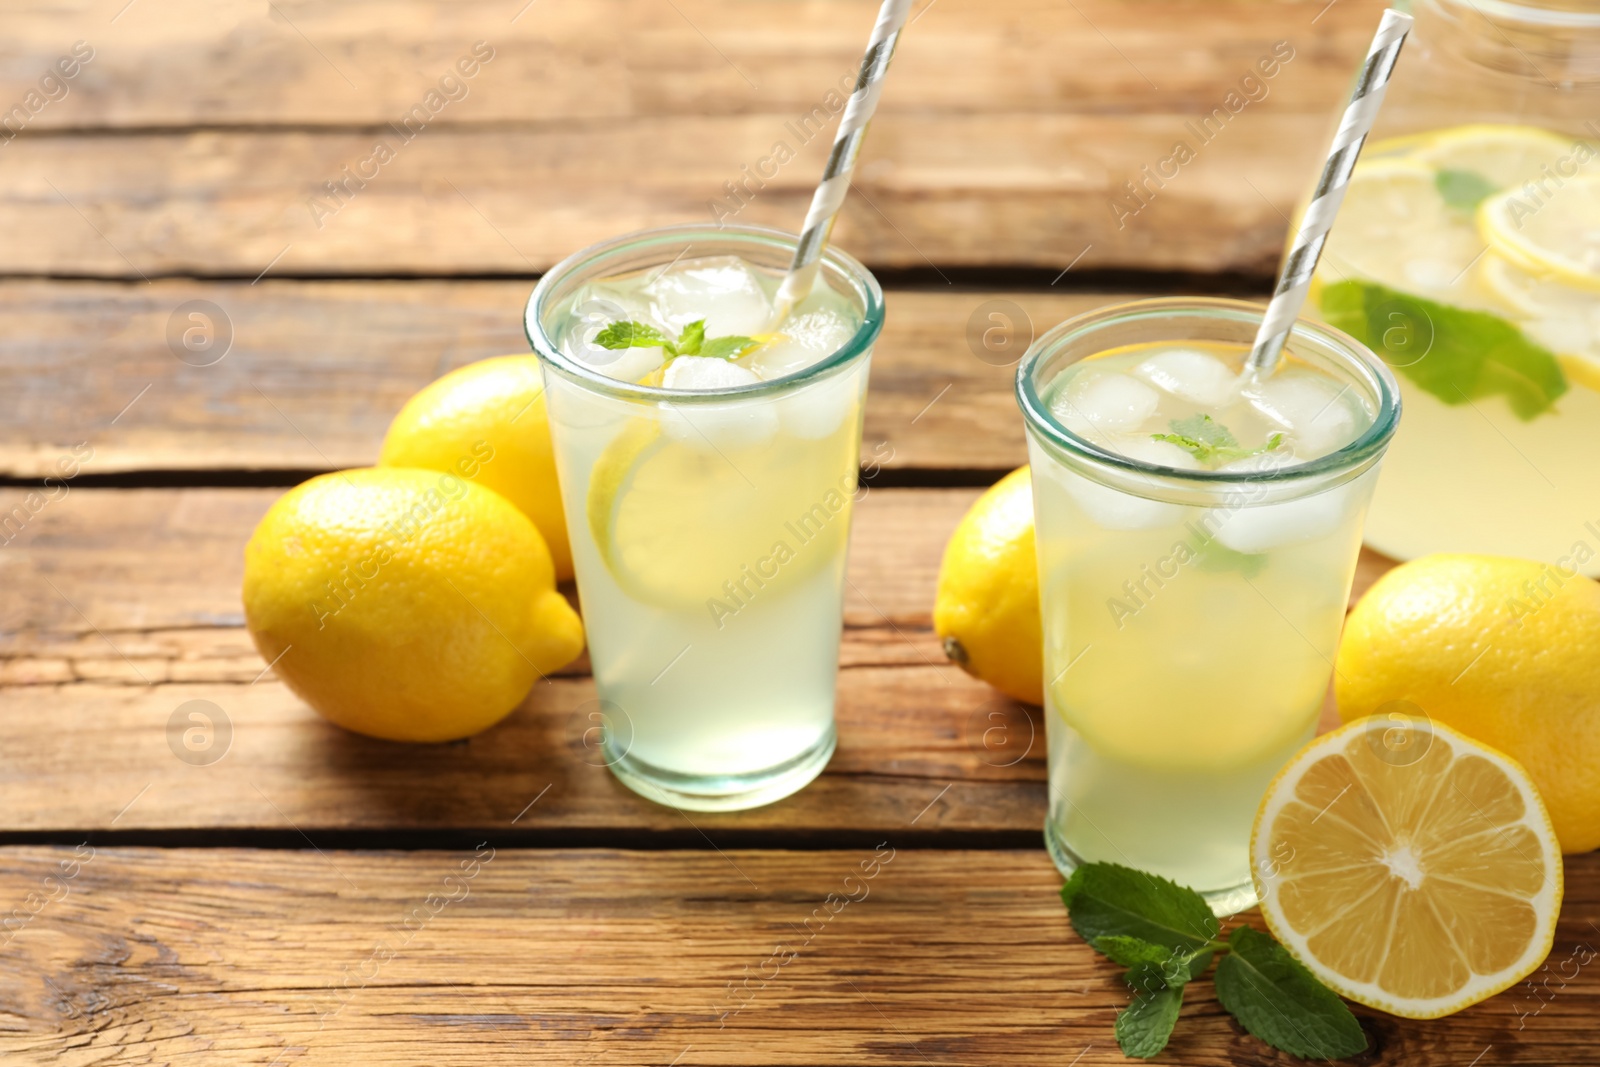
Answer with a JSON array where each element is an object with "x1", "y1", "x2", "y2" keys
[
  {"x1": 1014, "y1": 296, "x2": 1402, "y2": 485},
  {"x1": 1427, "y1": 0, "x2": 1600, "y2": 30},
  {"x1": 524, "y1": 222, "x2": 885, "y2": 403}
]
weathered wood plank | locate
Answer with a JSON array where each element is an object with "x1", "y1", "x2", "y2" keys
[
  {"x1": 0, "y1": 486, "x2": 1393, "y2": 833},
  {"x1": 0, "y1": 281, "x2": 1115, "y2": 477},
  {"x1": 0, "y1": 114, "x2": 1323, "y2": 275},
  {"x1": 3, "y1": 0, "x2": 1383, "y2": 125},
  {"x1": 0, "y1": 846, "x2": 1594, "y2": 1065},
  {"x1": 0, "y1": 486, "x2": 1045, "y2": 834}
]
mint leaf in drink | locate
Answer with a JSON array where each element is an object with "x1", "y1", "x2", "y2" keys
[
  {"x1": 1320, "y1": 279, "x2": 1567, "y2": 420},
  {"x1": 699, "y1": 335, "x2": 761, "y2": 361},
  {"x1": 1116, "y1": 978, "x2": 1184, "y2": 1059},
  {"x1": 593, "y1": 319, "x2": 759, "y2": 365},
  {"x1": 595, "y1": 321, "x2": 674, "y2": 354},
  {"x1": 675, "y1": 319, "x2": 706, "y2": 356},
  {"x1": 1153, "y1": 414, "x2": 1284, "y2": 466},
  {"x1": 1061, "y1": 862, "x2": 1219, "y2": 954},
  {"x1": 1436, "y1": 168, "x2": 1498, "y2": 212},
  {"x1": 1213, "y1": 926, "x2": 1367, "y2": 1060},
  {"x1": 1192, "y1": 539, "x2": 1268, "y2": 578}
]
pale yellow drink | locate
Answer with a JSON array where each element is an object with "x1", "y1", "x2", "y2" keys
[
  {"x1": 1017, "y1": 301, "x2": 1398, "y2": 913},
  {"x1": 1311, "y1": 125, "x2": 1600, "y2": 572},
  {"x1": 526, "y1": 226, "x2": 881, "y2": 811}
]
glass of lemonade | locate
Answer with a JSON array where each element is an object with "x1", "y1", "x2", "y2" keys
[
  {"x1": 1016, "y1": 299, "x2": 1400, "y2": 914},
  {"x1": 1307, "y1": 0, "x2": 1600, "y2": 571},
  {"x1": 525, "y1": 224, "x2": 882, "y2": 811}
]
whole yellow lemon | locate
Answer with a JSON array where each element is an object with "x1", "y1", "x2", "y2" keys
[
  {"x1": 1337, "y1": 553, "x2": 1600, "y2": 853},
  {"x1": 380, "y1": 355, "x2": 572, "y2": 580},
  {"x1": 934, "y1": 466, "x2": 1043, "y2": 705},
  {"x1": 243, "y1": 467, "x2": 585, "y2": 742}
]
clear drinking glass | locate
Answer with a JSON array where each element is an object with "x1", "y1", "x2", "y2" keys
[
  {"x1": 525, "y1": 224, "x2": 883, "y2": 811},
  {"x1": 1016, "y1": 299, "x2": 1400, "y2": 914},
  {"x1": 1307, "y1": 0, "x2": 1600, "y2": 570}
]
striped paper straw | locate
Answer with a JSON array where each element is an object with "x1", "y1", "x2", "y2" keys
[
  {"x1": 772, "y1": 0, "x2": 914, "y2": 316},
  {"x1": 1244, "y1": 8, "x2": 1414, "y2": 378}
]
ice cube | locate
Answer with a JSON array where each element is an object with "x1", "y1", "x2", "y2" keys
[
  {"x1": 562, "y1": 334, "x2": 665, "y2": 383},
  {"x1": 659, "y1": 357, "x2": 778, "y2": 450},
  {"x1": 642, "y1": 256, "x2": 774, "y2": 338},
  {"x1": 1206, "y1": 455, "x2": 1361, "y2": 554},
  {"x1": 1132, "y1": 348, "x2": 1238, "y2": 408},
  {"x1": 742, "y1": 307, "x2": 856, "y2": 380},
  {"x1": 1051, "y1": 371, "x2": 1161, "y2": 436},
  {"x1": 1245, "y1": 372, "x2": 1359, "y2": 457},
  {"x1": 1047, "y1": 436, "x2": 1198, "y2": 531},
  {"x1": 775, "y1": 362, "x2": 867, "y2": 440},
  {"x1": 560, "y1": 281, "x2": 669, "y2": 381},
  {"x1": 662, "y1": 356, "x2": 759, "y2": 391}
]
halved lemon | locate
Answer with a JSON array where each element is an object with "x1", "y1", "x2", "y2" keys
[
  {"x1": 1478, "y1": 174, "x2": 1600, "y2": 292},
  {"x1": 1321, "y1": 160, "x2": 1484, "y2": 296},
  {"x1": 1413, "y1": 124, "x2": 1581, "y2": 190},
  {"x1": 1252, "y1": 717, "x2": 1563, "y2": 1020}
]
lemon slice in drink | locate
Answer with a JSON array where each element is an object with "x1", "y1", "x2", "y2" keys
[
  {"x1": 1252, "y1": 717, "x2": 1562, "y2": 1019},
  {"x1": 587, "y1": 420, "x2": 851, "y2": 610},
  {"x1": 1478, "y1": 174, "x2": 1600, "y2": 292},
  {"x1": 1413, "y1": 124, "x2": 1579, "y2": 189},
  {"x1": 1320, "y1": 160, "x2": 1483, "y2": 296}
]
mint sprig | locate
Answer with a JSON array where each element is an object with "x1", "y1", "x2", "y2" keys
[
  {"x1": 1152, "y1": 414, "x2": 1283, "y2": 467},
  {"x1": 593, "y1": 318, "x2": 759, "y2": 363},
  {"x1": 1062, "y1": 862, "x2": 1366, "y2": 1061}
]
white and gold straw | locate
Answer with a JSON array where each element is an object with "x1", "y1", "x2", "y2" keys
[
  {"x1": 773, "y1": 0, "x2": 914, "y2": 316},
  {"x1": 1244, "y1": 8, "x2": 1414, "y2": 378}
]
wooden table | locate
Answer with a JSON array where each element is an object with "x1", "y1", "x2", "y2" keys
[{"x1": 2, "y1": 1, "x2": 1596, "y2": 1063}]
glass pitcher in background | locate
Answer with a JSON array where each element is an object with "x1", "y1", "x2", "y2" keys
[{"x1": 1308, "y1": 0, "x2": 1600, "y2": 572}]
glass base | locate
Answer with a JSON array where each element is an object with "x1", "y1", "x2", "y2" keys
[
  {"x1": 1045, "y1": 815, "x2": 1260, "y2": 917},
  {"x1": 606, "y1": 724, "x2": 837, "y2": 812}
]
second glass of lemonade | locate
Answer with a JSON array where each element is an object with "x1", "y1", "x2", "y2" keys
[
  {"x1": 526, "y1": 224, "x2": 882, "y2": 811},
  {"x1": 1016, "y1": 299, "x2": 1400, "y2": 914}
]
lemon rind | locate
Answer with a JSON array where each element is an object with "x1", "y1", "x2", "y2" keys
[{"x1": 1251, "y1": 719, "x2": 1563, "y2": 1020}]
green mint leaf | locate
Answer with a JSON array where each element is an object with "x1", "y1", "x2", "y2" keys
[
  {"x1": 1192, "y1": 539, "x2": 1268, "y2": 578},
  {"x1": 594, "y1": 321, "x2": 675, "y2": 355},
  {"x1": 1092, "y1": 935, "x2": 1174, "y2": 968},
  {"x1": 1061, "y1": 862, "x2": 1219, "y2": 955},
  {"x1": 1116, "y1": 979, "x2": 1184, "y2": 1059},
  {"x1": 1153, "y1": 414, "x2": 1284, "y2": 467},
  {"x1": 1092, "y1": 936, "x2": 1212, "y2": 982},
  {"x1": 1171, "y1": 413, "x2": 1239, "y2": 450},
  {"x1": 1436, "y1": 168, "x2": 1499, "y2": 212},
  {"x1": 1320, "y1": 279, "x2": 1566, "y2": 420},
  {"x1": 676, "y1": 319, "x2": 706, "y2": 356},
  {"x1": 699, "y1": 335, "x2": 761, "y2": 361},
  {"x1": 1213, "y1": 926, "x2": 1366, "y2": 1060}
]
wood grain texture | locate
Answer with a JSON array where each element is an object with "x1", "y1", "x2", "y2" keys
[
  {"x1": 0, "y1": 487, "x2": 1394, "y2": 834},
  {"x1": 0, "y1": 486, "x2": 1041, "y2": 834},
  {"x1": 3, "y1": 0, "x2": 1387, "y2": 126},
  {"x1": 0, "y1": 0, "x2": 1388, "y2": 275},
  {"x1": 1, "y1": 116, "x2": 1314, "y2": 275},
  {"x1": 0, "y1": 280, "x2": 1127, "y2": 476},
  {"x1": 0, "y1": 846, "x2": 1595, "y2": 1066}
]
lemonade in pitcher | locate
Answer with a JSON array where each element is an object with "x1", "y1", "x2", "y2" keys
[
  {"x1": 1314, "y1": 124, "x2": 1599, "y2": 570},
  {"x1": 1298, "y1": 0, "x2": 1600, "y2": 570},
  {"x1": 1017, "y1": 300, "x2": 1399, "y2": 913},
  {"x1": 526, "y1": 225, "x2": 882, "y2": 811}
]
